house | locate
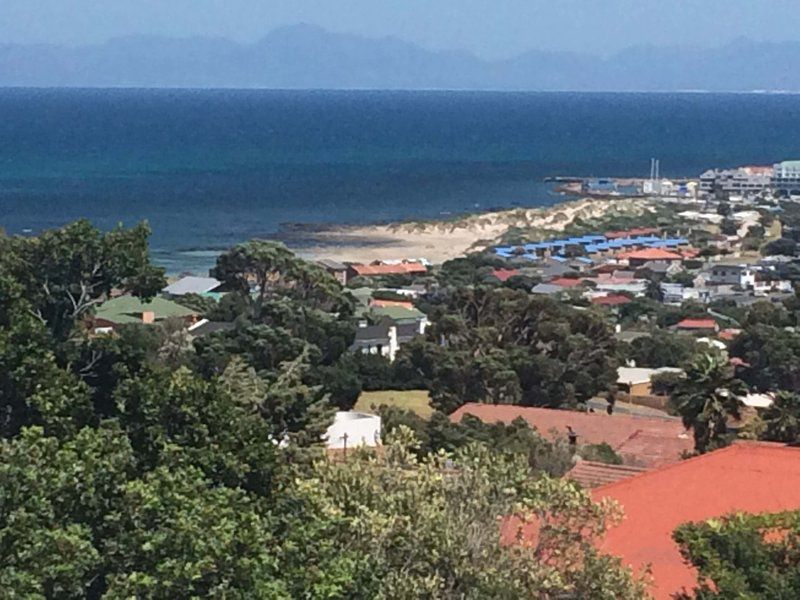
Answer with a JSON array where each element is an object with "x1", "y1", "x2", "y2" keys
[
  {"x1": 347, "y1": 261, "x2": 427, "y2": 280},
  {"x1": 635, "y1": 260, "x2": 683, "y2": 278},
  {"x1": 490, "y1": 268, "x2": 520, "y2": 282},
  {"x1": 369, "y1": 298, "x2": 415, "y2": 310},
  {"x1": 624, "y1": 248, "x2": 684, "y2": 268},
  {"x1": 449, "y1": 404, "x2": 692, "y2": 468},
  {"x1": 659, "y1": 283, "x2": 711, "y2": 306},
  {"x1": 566, "y1": 461, "x2": 647, "y2": 489},
  {"x1": 605, "y1": 227, "x2": 660, "y2": 239},
  {"x1": 592, "y1": 442, "x2": 800, "y2": 599},
  {"x1": 187, "y1": 319, "x2": 236, "y2": 337},
  {"x1": 592, "y1": 277, "x2": 647, "y2": 296},
  {"x1": 549, "y1": 277, "x2": 584, "y2": 288},
  {"x1": 325, "y1": 411, "x2": 382, "y2": 450},
  {"x1": 707, "y1": 264, "x2": 756, "y2": 288},
  {"x1": 317, "y1": 259, "x2": 349, "y2": 285},
  {"x1": 162, "y1": 276, "x2": 223, "y2": 297},
  {"x1": 752, "y1": 276, "x2": 793, "y2": 295},
  {"x1": 531, "y1": 283, "x2": 566, "y2": 296},
  {"x1": 614, "y1": 330, "x2": 652, "y2": 344},
  {"x1": 369, "y1": 305, "x2": 428, "y2": 326},
  {"x1": 617, "y1": 367, "x2": 683, "y2": 397},
  {"x1": 92, "y1": 296, "x2": 199, "y2": 333},
  {"x1": 590, "y1": 294, "x2": 632, "y2": 307},
  {"x1": 675, "y1": 318, "x2": 719, "y2": 333},
  {"x1": 351, "y1": 313, "x2": 428, "y2": 362}
]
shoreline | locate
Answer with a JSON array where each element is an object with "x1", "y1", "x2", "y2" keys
[{"x1": 282, "y1": 196, "x2": 656, "y2": 265}]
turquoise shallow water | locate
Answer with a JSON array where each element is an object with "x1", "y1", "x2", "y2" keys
[{"x1": 1, "y1": 89, "x2": 799, "y2": 273}]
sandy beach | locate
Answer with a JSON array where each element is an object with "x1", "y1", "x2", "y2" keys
[{"x1": 294, "y1": 197, "x2": 654, "y2": 264}]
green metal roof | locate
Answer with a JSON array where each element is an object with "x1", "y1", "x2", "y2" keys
[
  {"x1": 779, "y1": 160, "x2": 800, "y2": 168},
  {"x1": 369, "y1": 305, "x2": 426, "y2": 322},
  {"x1": 95, "y1": 295, "x2": 196, "y2": 325}
]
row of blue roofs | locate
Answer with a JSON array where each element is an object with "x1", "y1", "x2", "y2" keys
[{"x1": 494, "y1": 234, "x2": 689, "y2": 259}]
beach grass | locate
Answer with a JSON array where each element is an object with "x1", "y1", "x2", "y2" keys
[{"x1": 354, "y1": 389, "x2": 434, "y2": 419}]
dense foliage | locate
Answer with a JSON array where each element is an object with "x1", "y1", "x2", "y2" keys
[
  {"x1": 674, "y1": 511, "x2": 800, "y2": 599},
  {"x1": 0, "y1": 223, "x2": 646, "y2": 598},
  {"x1": 396, "y1": 287, "x2": 619, "y2": 413}
]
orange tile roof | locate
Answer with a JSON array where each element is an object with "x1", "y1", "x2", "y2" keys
[
  {"x1": 349, "y1": 262, "x2": 427, "y2": 277},
  {"x1": 591, "y1": 294, "x2": 633, "y2": 306},
  {"x1": 593, "y1": 443, "x2": 800, "y2": 599},
  {"x1": 676, "y1": 318, "x2": 717, "y2": 330},
  {"x1": 450, "y1": 403, "x2": 692, "y2": 468},
  {"x1": 566, "y1": 461, "x2": 647, "y2": 489},
  {"x1": 491, "y1": 268, "x2": 520, "y2": 282},
  {"x1": 369, "y1": 299, "x2": 414, "y2": 309},
  {"x1": 719, "y1": 328, "x2": 741, "y2": 341},
  {"x1": 622, "y1": 248, "x2": 684, "y2": 261},
  {"x1": 549, "y1": 277, "x2": 584, "y2": 288}
]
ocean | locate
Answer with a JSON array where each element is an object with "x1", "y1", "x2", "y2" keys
[{"x1": 1, "y1": 89, "x2": 799, "y2": 274}]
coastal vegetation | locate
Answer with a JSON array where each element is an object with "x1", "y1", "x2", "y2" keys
[
  {"x1": 5, "y1": 206, "x2": 800, "y2": 597},
  {"x1": 0, "y1": 221, "x2": 647, "y2": 598}
]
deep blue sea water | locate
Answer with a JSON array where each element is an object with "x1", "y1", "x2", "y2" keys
[{"x1": 1, "y1": 89, "x2": 799, "y2": 273}]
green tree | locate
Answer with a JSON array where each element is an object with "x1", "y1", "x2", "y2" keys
[
  {"x1": 627, "y1": 330, "x2": 696, "y2": 368},
  {"x1": 729, "y1": 324, "x2": 800, "y2": 392},
  {"x1": 674, "y1": 511, "x2": 800, "y2": 599},
  {"x1": 284, "y1": 427, "x2": 647, "y2": 599},
  {"x1": 407, "y1": 288, "x2": 618, "y2": 412},
  {"x1": 672, "y1": 353, "x2": 747, "y2": 453},
  {"x1": 0, "y1": 220, "x2": 165, "y2": 340},
  {"x1": 761, "y1": 391, "x2": 800, "y2": 443},
  {"x1": 115, "y1": 366, "x2": 282, "y2": 495},
  {"x1": 103, "y1": 464, "x2": 286, "y2": 599}
]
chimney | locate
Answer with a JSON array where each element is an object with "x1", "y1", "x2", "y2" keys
[
  {"x1": 566, "y1": 426, "x2": 578, "y2": 447},
  {"x1": 388, "y1": 325, "x2": 398, "y2": 362},
  {"x1": 141, "y1": 311, "x2": 155, "y2": 324}
]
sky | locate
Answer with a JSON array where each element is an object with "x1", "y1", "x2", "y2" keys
[{"x1": 2, "y1": 0, "x2": 797, "y2": 58}]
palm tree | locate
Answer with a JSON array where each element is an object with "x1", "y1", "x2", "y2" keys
[
  {"x1": 672, "y1": 352, "x2": 747, "y2": 453},
  {"x1": 762, "y1": 392, "x2": 800, "y2": 443}
]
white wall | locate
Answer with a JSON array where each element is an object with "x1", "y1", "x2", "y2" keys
[{"x1": 325, "y1": 412, "x2": 382, "y2": 450}]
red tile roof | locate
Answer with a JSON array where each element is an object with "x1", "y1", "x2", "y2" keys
[
  {"x1": 566, "y1": 460, "x2": 647, "y2": 489},
  {"x1": 449, "y1": 403, "x2": 692, "y2": 468},
  {"x1": 349, "y1": 262, "x2": 427, "y2": 277},
  {"x1": 491, "y1": 268, "x2": 520, "y2": 282},
  {"x1": 719, "y1": 328, "x2": 742, "y2": 341},
  {"x1": 593, "y1": 443, "x2": 800, "y2": 599},
  {"x1": 549, "y1": 277, "x2": 584, "y2": 288},
  {"x1": 622, "y1": 248, "x2": 684, "y2": 261},
  {"x1": 591, "y1": 294, "x2": 633, "y2": 306},
  {"x1": 676, "y1": 318, "x2": 717, "y2": 330}
]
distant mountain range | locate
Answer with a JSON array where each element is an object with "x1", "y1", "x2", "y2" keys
[{"x1": 2, "y1": 24, "x2": 799, "y2": 91}]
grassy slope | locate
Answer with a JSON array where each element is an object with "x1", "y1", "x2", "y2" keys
[{"x1": 355, "y1": 390, "x2": 434, "y2": 419}]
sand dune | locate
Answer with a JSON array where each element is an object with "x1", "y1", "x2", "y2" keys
[{"x1": 296, "y1": 197, "x2": 653, "y2": 264}]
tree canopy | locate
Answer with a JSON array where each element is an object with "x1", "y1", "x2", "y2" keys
[{"x1": 0, "y1": 222, "x2": 647, "y2": 599}]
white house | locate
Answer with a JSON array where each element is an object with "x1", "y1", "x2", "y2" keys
[
  {"x1": 162, "y1": 276, "x2": 223, "y2": 296},
  {"x1": 325, "y1": 412, "x2": 382, "y2": 450},
  {"x1": 707, "y1": 265, "x2": 756, "y2": 288}
]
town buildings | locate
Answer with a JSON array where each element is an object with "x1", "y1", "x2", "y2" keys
[
  {"x1": 699, "y1": 165, "x2": 773, "y2": 198},
  {"x1": 773, "y1": 160, "x2": 800, "y2": 196}
]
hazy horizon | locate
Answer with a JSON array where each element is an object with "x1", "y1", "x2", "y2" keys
[{"x1": 3, "y1": 0, "x2": 797, "y2": 59}]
